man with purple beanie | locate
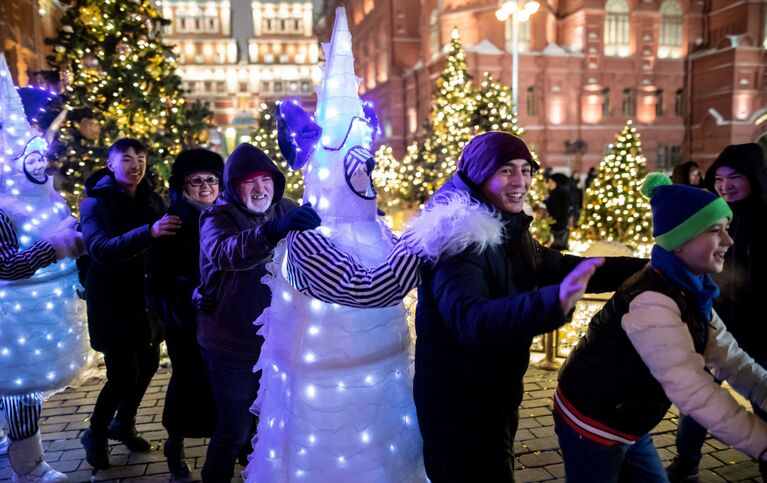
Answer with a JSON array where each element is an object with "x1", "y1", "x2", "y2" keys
[{"x1": 413, "y1": 132, "x2": 647, "y2": 482}]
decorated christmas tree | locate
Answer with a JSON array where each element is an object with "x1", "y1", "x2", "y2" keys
[
  {"x1": 419, "y1": 28, "x2": 476, "y2": 197},
  {"x1": 47, "y1": 0, "x2": 210, "y2": 209},
  {"x1": 472, "y1": 72, "x2": 519, "y2": 134},
  {"x1": 575, "y1": 121, "x2": 652, "y2": 247},
  {"x1": 250, "y1": 102, "x2": 304, "y2": 201}
]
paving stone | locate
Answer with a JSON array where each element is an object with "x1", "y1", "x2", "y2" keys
[
  {"x1": 518, "y1": 451, "x2": 562, "y2": 468},
  {"x1": 713, "y1": 449, "x2": 753, "y2": 465},
  {"x1": 515, "y1": 466, "x2": 554, "y2": 482}
]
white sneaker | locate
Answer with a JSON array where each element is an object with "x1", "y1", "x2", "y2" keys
[{"x1": 11, "y1": 461, "x2": 68, "y2": 483}]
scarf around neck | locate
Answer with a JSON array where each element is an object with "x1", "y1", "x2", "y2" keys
[{"x1": 650, "y1": 244, "x2": 720, "y2": 320}]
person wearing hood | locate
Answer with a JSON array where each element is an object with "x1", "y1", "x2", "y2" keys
[
  {"x1": 412, "y1": 132, "x2": 647, "y2": 482},
  {"x1": 194, "y1": 143, "x2": 320, "y2": 482},
  {"x1": 545, "y1": 172, "x2": 574, "y2": 250},
  {"x1": 79, "y1": 138, "x2": 180, "y2": 470},
  {"x1": 671, "y1": 161, "x2": 704, "y2": 188},
  {"x1": 666, "y1": 143, "x2": 767, "y2": 482},
  {"x1": 147, "y1": 149, "x2": 223, "y2": 481}
]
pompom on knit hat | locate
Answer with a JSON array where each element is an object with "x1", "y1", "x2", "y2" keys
[
  {"x1": 641, "y1": 173, "x2": 732, "y2": 251},
  {"x1": 457, "y1": 131, "x2": 539, "y2": 187}
]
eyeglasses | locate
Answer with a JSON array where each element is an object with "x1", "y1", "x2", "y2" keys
[{"x1": 186, "y1": 176, "x2": 219, "y2": 187}]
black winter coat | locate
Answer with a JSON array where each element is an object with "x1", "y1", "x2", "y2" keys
[
  {"x1": 413, "y1": 173, "x2": 647, "y2": 482},
  {"x1": 80, "y1": 169, "x2": 166, "y2": 352}
]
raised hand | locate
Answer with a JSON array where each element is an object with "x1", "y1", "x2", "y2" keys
[
  {"x1": 261, "y1": 203, "x2": 321, "y2": 244},
  {"x1": 150, "y1": 214, "x2": 182, "y2": 238},
  {"x1": 559, "y1": 257, "x2": 605, "y2": 314}
]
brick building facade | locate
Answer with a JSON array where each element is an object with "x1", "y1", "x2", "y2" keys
[{"x1": 320, "y1": 0, "x2": 767, "y2": 172}]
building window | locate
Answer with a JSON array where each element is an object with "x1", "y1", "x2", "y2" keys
[
  {"x1": 763, "y1": 9, "x2": 767, "y2": 48},
  {"x1": 429, "y1": 10, "x2": 441, "y2": 58},
  {"x1": 674, "y1": 88, "x2": 684, "y2": 117},
  {"x1": 526, "y1": 87, "x2": 538, "y2": 116},
  {"x1": 204, "y1": 14, "x2": 219, "y2": 33},
  {"x1": 622, "y1": 88, "x2": 636, "y2": 117},
  {"x1": 655, "y1": 89, "x2": 664, "y2": 117},
  {"x1": 261, "y1": 81, "x2": 270, "y2": 93},
  {"x1": 658, "y1": 0, "x2": 683, "y2": 59},
  {"x1": 274, "y1": 81, "x2": 283, "y2": 93},
  {"x1": 604, "y1": 0, "x2": 630, "y2": 57},
  {"x1": 601, "y1": 87, "x2": 611, "y2": 117},
  {"x1": 301, "y1": 81, "x2": 311, "y2": 93},
  {"x1": 505, "y1": 17, "x2": 532, "y2": 53},
  {"x1": 239, "y1": 81, "x2": 248, "y2": 93},
  {"x1": 216, "y1": 81, "x2": 226, "y2": 93},
  {"x1": 657, "y1": 144, "x2": 682, "y2": 170}
]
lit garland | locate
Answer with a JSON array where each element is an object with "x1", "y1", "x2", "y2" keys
[
  {"x1": 46, "y1": 0, "x2": 210, "y2": 211},
  {"x1": 573, "y1": 121, "x2": 653, "y2": 249}
]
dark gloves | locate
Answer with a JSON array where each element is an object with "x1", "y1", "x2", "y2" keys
[{"x1": 261, "y1": 203, "x2": 321, "y2": 245}]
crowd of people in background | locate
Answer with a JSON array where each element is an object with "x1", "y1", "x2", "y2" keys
[{"x1": 2, "y1": 132, "x2": 767, "y2": 483}]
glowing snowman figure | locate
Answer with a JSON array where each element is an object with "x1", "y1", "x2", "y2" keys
[
  {"x1": 0, "y1": 54, "x2": 88, "y2": 396},
  {"x1": 243, "y1": 8, "x2": 425, "y2": 482}
]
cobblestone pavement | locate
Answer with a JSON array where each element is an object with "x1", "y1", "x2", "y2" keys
[{"x1": 0, "y1": 363, "x2": 762, "y2": 482}]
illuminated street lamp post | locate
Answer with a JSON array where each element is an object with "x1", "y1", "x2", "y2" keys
[{"x1": 495, "y1": 1, "x2": 540, "y2": 111}]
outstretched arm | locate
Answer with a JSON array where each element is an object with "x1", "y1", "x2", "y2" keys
[
  {"x1": 622, "y1": 291, "x2": 767, "y2": 460},
  {"x1": 286, "y1": 229, "x2": 422, "y2": 307},
  {"x1": 0, "y1": 211, "x2": 56, "y2": 279}
]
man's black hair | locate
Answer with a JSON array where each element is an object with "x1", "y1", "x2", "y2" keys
[{"x1": 108, "y1": 138, "x2": 147, "y2": 160}]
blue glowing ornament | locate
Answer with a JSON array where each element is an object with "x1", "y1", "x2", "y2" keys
[
  {"x1": 0, "y1": 54, "x2": 88, "y2": 395},
  {"x1": 276, "y1": 101, "x2": 322, "y2": 170},
  {"x1": 244, "y1": 7, "x2": 425, "y2": 482}
]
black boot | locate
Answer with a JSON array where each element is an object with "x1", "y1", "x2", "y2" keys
[
  {"x1": 164, "y1": 435, "x2": 191, "y2": 478},
  {"x1": 665, "y1": 456, "x2": 699, "y2": 482},
  {"x1": 81, "y1": 427, "x2": 110, "y2": 470},
  {"x1": 107, "y1": 420, "x2": 151, "y2": 452}
]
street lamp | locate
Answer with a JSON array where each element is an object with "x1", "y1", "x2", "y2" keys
[{"x1": 495, "y1": 1, "x2": 539, "y2": 111}]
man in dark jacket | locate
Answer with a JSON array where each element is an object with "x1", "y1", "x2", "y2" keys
[
  {"x1": 195, "y1": 143, "x2": 320, "y2": 482},
  {"x1": 80, "y1": 138, "x2": 181, "y2": 470},
  {"x1": 667, "y1": 143, "x2": 767, "y2": 481},
  {"x1": 413, "y1": 131, "x2": 647, "y2": 483},
  {"x1": 545, "y1": 173, "x2": 574, "y2": 250}
]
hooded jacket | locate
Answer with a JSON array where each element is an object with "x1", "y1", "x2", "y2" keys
[
  {"x1": 413, "y1": 169, "x2": 647, "y2": 481},
  {"x1": 195, "y1": 144, "x2": 297, "y2": 360},
  {"x1": 704, "y1": 144, "x2": 767, "y2": 359},
  {"x1": 79, "y1": 168, "x2": 166, "y2": 352}
]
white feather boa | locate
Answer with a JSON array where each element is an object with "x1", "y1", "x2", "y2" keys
[{"x1": 405, "y1": 191, "x2": 504, "y2": 262}]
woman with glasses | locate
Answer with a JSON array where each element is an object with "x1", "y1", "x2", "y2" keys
[{"x1": 147, "y1": 149, "x2": 224, "y2": 482}]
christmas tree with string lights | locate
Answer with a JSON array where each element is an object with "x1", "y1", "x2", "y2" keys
[
  {"x1": 372, "y1": 144, "x2": 421, "y2": 212},
  {"x1": 575, "y1": 121, "x2": 652, "y2": 247},
  {"x1": 472, "y1": 72, "x2": 520, "y2": 134},
  {"x1": 46, "y1": 0, "x2": 210, "y2": 210},
  {"x1": 419, "y1": 28, "x2": 476, "y2": 197},
  {"x1": 250, "y1": 102, "x2": 304, "y2": 201}
]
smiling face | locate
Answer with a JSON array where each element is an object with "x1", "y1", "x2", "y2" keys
[
  {"x1": 184, "y1": 170, "x2": 220, "y2": 205},
  {"x1": 673, "y1": 217, "x2": 733, "y2": 275},
  {"x1": 107, "y1": 147, "x2": 146, "y2": 192},
  {"x1": 714, "y1": 166, "x2": 752, "y2": 203},
  {"x1": 23, "y1": 152, "x2": 47, "y2": 183},
  {"x1": 236, "y1": 174, "x2": 274, "y2": 213},
  {"x1": 480, "y1": 159, "x2": 533, "y2": 213}
]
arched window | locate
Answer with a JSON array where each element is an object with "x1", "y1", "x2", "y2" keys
[
  {"x1": 505, "y1": 17, "x2": 532, "y2": 53},
  {"x1": 604, "y1": 0, "x2": 630, "y2": 57},
  {"x1": 622, "y1": 87, "x2": 636, "y2": 117},
  {"x1": 429, "y1": 10, "x2": 441, "y2": 58},
  {"x1": 658, "y1": 0, "x2": 683, "y2": 59}
]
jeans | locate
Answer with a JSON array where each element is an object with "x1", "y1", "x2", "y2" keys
[
  {"x1": 555, "y1": 412, "x2": 669, "y2": 483},
  {"x1": 201, "y1": 348, "x2": 260, "y2": 483},
  {"x1": 675, "y1": 358, "x2": 767, "y2": 475},
  {"x1": 91, "y1": 343, "x2": 160, "y2": 431}
]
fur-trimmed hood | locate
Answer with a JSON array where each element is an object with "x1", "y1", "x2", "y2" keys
[{"x1": 405, "y1": 172, "x2": 532, "y2": 262}]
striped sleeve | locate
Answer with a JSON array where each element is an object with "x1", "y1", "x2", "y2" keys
[
  {"x1": 0, "y1": 210, "x2": 57, "y2": 280},
  {"x1": 285, "y1": 230, "x2": 422, "y2": 308}
]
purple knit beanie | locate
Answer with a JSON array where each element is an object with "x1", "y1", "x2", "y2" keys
[{"x1": 457, "y1": 132, "x2": 538, "y2": 187}]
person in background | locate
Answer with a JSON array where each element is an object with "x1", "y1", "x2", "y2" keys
[
  {"x1": 147, "y1": 149, "x2": 223, "y2": 482},
  {"x1": 666, "y1": 143, "x2": 767, "y2": 481},
  {"x1": 584, "y1": 166, "x2": 598, "y2": 189},
  {"x1": 569, "y1": 170, "x2": 584, "y2": 226},
  {"x1": 194, "y1": 143, "x2": 320, "y2": 482},
  {"x1": 545, "y1": 173, "x2": 574, "y2": 250},
  {"x1": 671, "y1": 161, "x2": 704, "y2": 187},
  {"x1": 555, "y1": 173, "x2": 767, "y2": 482},
  {"x1": 79, "y1": 138, "x2": 179, "y2": 470}
]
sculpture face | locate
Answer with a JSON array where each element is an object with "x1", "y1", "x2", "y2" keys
[{"x1": 23, "y1": 151, "x2": 47, "y2": 183}]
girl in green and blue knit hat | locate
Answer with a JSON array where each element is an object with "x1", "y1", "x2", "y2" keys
[{"x1": 553, "y1": 173, "x2": 767, "y2": 482}]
